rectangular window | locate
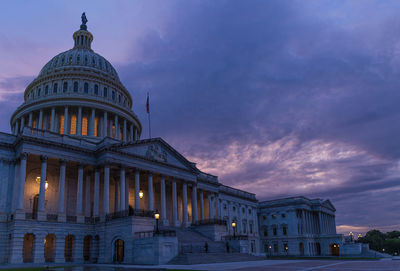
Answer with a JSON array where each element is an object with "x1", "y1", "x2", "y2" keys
[
  {"x1": 264, "y1": 227, "x2": 268, "y2": 236},
  {"x1": 274, "y1": 244, "x2": 278, "y2": 253},
  {"x1": 70, "y1": 115, "x2": 77, "y2": 135},
  {"x1": 59, "y1": 115, "x2": 64, "y2": 134},
  {"x1": 273, "y1": 227, "x2": 277, "y2": 236},
  {"x1": 82, "y1": 116, "x2": 88, "y2": 136},
  {"x1": 94, "y1": 117, "x2": 98, "y2": 137},
  {"x1": 283, "y1": 226, "x2": 287, "y2": 235}
]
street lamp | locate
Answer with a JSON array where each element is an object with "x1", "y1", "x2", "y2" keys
[
  {"x1": 139, "y1": 190, "x2": 144, "y2": 199},
  {"x1": 154, "y1": 209, "x2": 160, "y2": 234},
  {"x1": 232, "y1": 221, "x2": 236, "y2": 239}
]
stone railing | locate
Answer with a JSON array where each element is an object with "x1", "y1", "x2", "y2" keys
[
  {"x1": 105, "y1": 208, "x2": 154, "y2": 222},
  {"x1": 135, "y1": 229, "x2": 176, "y2": 239},
  {"x1": 192, "y1": 218, "x2": 227, "y2": 226}
]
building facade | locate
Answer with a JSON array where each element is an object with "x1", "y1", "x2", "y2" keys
[
  {"x1": 0, "y1": 16, "x2": 341, "y2": 264},
  {"x1": 258, "y1": 197, "x2": 342, "y2": 257}
]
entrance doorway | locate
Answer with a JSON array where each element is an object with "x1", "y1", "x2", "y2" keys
[
  {"x1": 22, "y1": 234, "x2": 35, "y2": 263},
  {"x1": 299, "y1": 242, "x2": 304, "y2": 256},
  {"x1": 329, "y1": 243, "x2": 340, "y2": 256},
  {"x1": 44, "y1": 234, "x2": 56, "y2": 262},
  {"x1": 113, "y1": 239, "x2": 124, "y2": 263},
  {"x1": 83, "y1": 235, "x2": 92, "y2": 262},
  {"x1": 65, "y1": 235, "x2": 75, "y2": 262}
]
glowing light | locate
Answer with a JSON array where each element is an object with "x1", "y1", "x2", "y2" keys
[{"x1": 139, "y1": 190, "x2": 144, "y2": 199}]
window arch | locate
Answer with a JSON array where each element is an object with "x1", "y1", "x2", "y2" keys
[
  {"x1": 73, "y1": 82, "x2": 78, "y2": 92},
  {"x1": 94, "y1": 84, "x2": 99, "y2": 95},
  {"x1": 53, "y1": 83, "x2": 58, "y2": 93},
  {"x1": 104, "y1": 87, "x2": 108, "y2": 97},
  {"x1": 63, "y1": 82, "x2": 68, "y2": 92},
  {"x1": 45, "y1": 85, "x2": 49, "y2": 95}
]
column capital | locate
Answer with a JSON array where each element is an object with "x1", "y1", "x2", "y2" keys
[
  {"x1": 19, "y1": 152, "x2": 28, "y2": 160},
  {"x1": 40, "y1": 155, "x2": 48, "y2": 162}
]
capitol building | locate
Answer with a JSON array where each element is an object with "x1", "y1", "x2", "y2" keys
[{"x1": 0, "y1": 15, "x2": 342, "y2": 264}]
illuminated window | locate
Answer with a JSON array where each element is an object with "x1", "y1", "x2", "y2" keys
[
  {"x1": 94, "y1": 117, "x2": 98, "y2": 136},
  {"x1": 32, "y1": 120, "x2": 36, "y2": 128},
  {"x1": 112, "y1": 125, "x2": 115, "y2": 138},
  {"x1": 82, "y1": 116, "x2": 88, "y2": 135},
  {"x1": 70, "y1": 115, "x2": 77, "y2": 135},
  {"x1": 59, "y1": 115, "x2": 64, "y2": 134}
]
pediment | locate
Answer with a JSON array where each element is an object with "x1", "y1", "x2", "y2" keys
[
  {"x1": 116, "y1": 138, "x2": 196, "y2": 171},
  {"x1": 322, "y1": 199, "x2": 336, "y2": 211}
]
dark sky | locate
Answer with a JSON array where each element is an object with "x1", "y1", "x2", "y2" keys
[{"x1": 1, "y1": 0, "x2": 400, "y2": 234}]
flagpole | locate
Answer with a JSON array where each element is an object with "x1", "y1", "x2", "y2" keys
[{"x1": 147, "y1": 92, "x2": 151, "y2": 138}]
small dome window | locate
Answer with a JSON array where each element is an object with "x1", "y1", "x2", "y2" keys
[
  {"x1": 84, "y1": 82, "x2": 88, "y2": 93},
  {"x1": 92, "y1": 57, "x2": 96, "y2": 66},
  {"x1": 104, "y1": 87, "x2": 108, "y2": 97},
  {"x1": 118, "y1": 94, "x2": 121, "y2": 103},
  {"x1": 63, "y1": 82, "x2": 68, "y2": 92},
  {"x1": 94, "y1": 84, "x2": 99, "y2": 95},
  {"x1": 73, "y1": 82, "x2": 78, "y2": 92},
  {"x1": 112, "y1": 90, "x2": 115, "y2": 100},
  {"x1": 45, "y1": 85, "x2": 49, "y2": 95},
  {"x1": 53, "y1": 83, "x2": 58, "y2": 93},
  {"x1": 37, "y1": 88, "x2": 41, "y2": 97},
  {"x1": 85, "y1": 56, "x2": 88, "y2": 64}
]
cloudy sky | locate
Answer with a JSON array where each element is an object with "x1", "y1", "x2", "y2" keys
[{"x1": 1, "y1": 0, "x2": 400, "y2": 234}]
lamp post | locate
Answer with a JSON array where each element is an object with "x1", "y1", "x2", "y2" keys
[
  {"x1": 139, "y1": 190, "x2": 144, "y2": 199},
  {"x1": 232, "y1": 221, "x2": 236, "y2": 239},
  {"x1": 154, "y1": 209, "x2": 160, "y2": 234}
]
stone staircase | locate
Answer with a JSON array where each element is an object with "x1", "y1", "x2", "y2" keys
[
  {"x1": 168, "y1": 252, "x2": 266, "y2": 265},
  {"x1": 161, "y1": 226, "x2": 226, "y2": 254}
]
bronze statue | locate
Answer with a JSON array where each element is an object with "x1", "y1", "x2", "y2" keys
[{"x1": 81, "y1": 12, "x2": 88, "y2": 25}]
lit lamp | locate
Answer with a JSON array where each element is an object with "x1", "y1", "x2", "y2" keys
[
  {"x1": 232, "y1": 221, "x2": 236, "y2": 239},
  {"x1": 154, "y1": 209, "x2": 160, "y2": 234},
  {"x1": 36, "y1": 177, "x2": 49, "y2": 191},
  {"x1": 139, "y1": 190, "x2": 144, "y2": 199}
]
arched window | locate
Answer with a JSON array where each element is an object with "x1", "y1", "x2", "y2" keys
[
  {"x1": 70, "y1": 115, "x2": 77, "y2": 135},
  {"x1": 85, "y1": 56, "x2": 88, "y2": 64},
  {"x1": 37, "y1": 88, "x2": 41, "y2": 97},
  {"x1": 104, "y1": 87, "x2": 108, "y2": 97},
  {"x1": 53, "y1": 83, "x2": 58, "y2": 93},
  {"x1": 118, "y1": 94, "x2": 121, "y2": 103},
  {"x1": 63, "y1": 82, "x2": 68, "y2": 93},
  {"x1": 84, "y1": 83, "x2": 88, "y2": 93},
  {"x1": 94, "y1": 85, "x2": 99, "y2": 95},
  {"x1": 112, "y1": 91, "x2": 115, "y2": 100},
  {"x1": 45, "y1": 85, "x2": 49, "y2": 95},
  {"x1": 74, "y1": 82, "x2": 78, "y2": 92}
]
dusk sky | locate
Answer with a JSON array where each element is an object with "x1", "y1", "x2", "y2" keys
[{"x1": 1, "y1": 0, "x2": 400, "y2": 235}]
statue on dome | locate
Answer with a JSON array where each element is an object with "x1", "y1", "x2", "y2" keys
[{"x1": 80, "y1": 12, "x2": 88, "y2": 30}]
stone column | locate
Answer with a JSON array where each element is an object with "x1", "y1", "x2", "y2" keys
[
  {"x1": 238, "y1": 204, "x2": 242, "y2": 234},
  {"x1": 192, "y1": 185, "x2": 198, "y2": 223},
  {"x1": 120, "y1": 167, "x2": 125, "y2": 211},
  {"x1": 20, "y1": 116, "x2": 25, "y2": 133},
  {"x1": 63, "y1": 106, "x2": 69, "y2": 135},
  {"x1": 109, "y1": 118, "x2": 113, "y2": 138},
  {"x1": 50, "y1": 107, "x2": 55, "y2": 132},
  {"x1": 200, "y1": 190, "x2": 204, "y2": 220},
  {"x1": 125, "y1": 172, "x2": 130, "y2": 210},
  {"x1": 130, "y1": 124, "x2": 134, "y2": 142},
  {"x1": 182, "y1": 181, "x2": 188, "y2": 226},
  {"x1": 57, "y1": 159, "x2": 66, "y2": 221},
  {"x1": 38, "y1": 155, "x2": 48, "y2": 214},
  {"x1": 85, "y1": 174, "x2": 91, "y2": 217},
  {"x1": 114, "y1": 178, "x2": 119, "y2": 212},
  {"x1": 90, "y1": 108, "x2": 95, "y2": 136},
  {"x1": 134, "y1": 170, "x2": 140, "y2": 210},
  {"x1": 104, "y1": 165, "x2": 110, "y2": 214},
  {"x1": 148, "y1": 172, "x2": 153, "y2": 211},
  {"x1": 208, "y1": 193, "x2": 213, "y2": 219},
  {"x1": 94, "y1": 168, "x2": 100, "y2": 216},
  {"x1": 123, "y1": 119, "x2": 127, "y2": 142},
  {"x1": 16, "y1": 153, "x2": 27, "y2": 210},
  {"x1": 38, "y1": 109, "x2": 43, "y2": 130},
  {"x1": 172, "y1": 179, "x2": 178, "y2": 226},
  {"x1": 76, "y1": 164, "x2": 84, "y2": 217},
  {"x1": 77, "y1": 106, "x2": 82, "y2": 135},
  {"x1": 114, "y1": 115, "x2": 118, "y2": 139},
  {"x1": 28, "y1": 112, "x2": 33, "y2": 127},
  {"x1": 103, "y1": 111, "x2": 108, "y2": 137},
  {"x1": 160, "y1": 175, "x2": 168, "y2": 225}
]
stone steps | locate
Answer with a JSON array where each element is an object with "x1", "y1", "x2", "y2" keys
[{"x1": 168, "y1": 252, "x2": 265, "y2": 265}]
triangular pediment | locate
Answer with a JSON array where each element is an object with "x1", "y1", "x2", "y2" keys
[
  {"x1": 115, "y1": 138, "x2": 197, "y2": 171},
  {"x1": 322, "y1": 199, "x2": 336, "y2": 211}
]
